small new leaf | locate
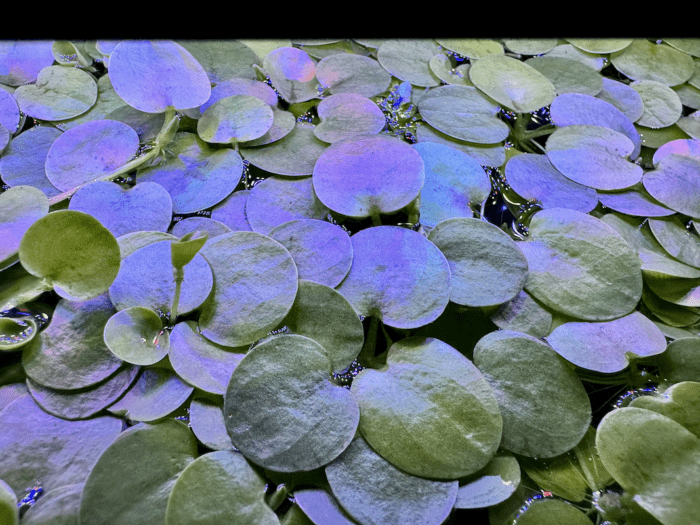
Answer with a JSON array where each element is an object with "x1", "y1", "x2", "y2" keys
[{"x1": 171, "y1": 230, "x2": 208, "y2": 270}]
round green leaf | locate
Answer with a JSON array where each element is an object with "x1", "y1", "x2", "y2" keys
[
  {"x1": 0, "y1": 316, "x2": 37, "y2": 351},
  {"x1": 80, "y1": 420, "x2": 198, "y2": 525},
  {"x1": 648, "y1": 215, "x2": 700, "y2": 268},
  {"x1": 429, "y1": 54, "x2": 473, "y2": 86},
  {"x1": 103, "y1": 307, "x2": 168, "y2": 365},
  {"x1": 281, "y1": 280, "x2": 363, "y2": 373},
  {"x1": 610, "y1": 40, "x2": 695, "y2": 86},
  {"x1": 325, "y1": 437, "x2": 458, "y2": 525},
  {"x1": 376, "y1": 40, "x2": 441, "y2": 87},
  {"x1": 0, "y1": 87, "x2": 20, "y2": 133},
  {"x1": 21, "y1": 484, "x2": 82, "y2": 525},
  {"x1": 268, "y1": 219, "x2": 353, "y2": 288},
  {"x1": 165, "y1": 450, "x2": 280, "y2": 525},
  {"x1": 117, "y1": 230, "x2": 178, "y2": 260},
  {"x1": 545, "y1": 312, "x2": 667, "y2": 373},
  {"x1": 0, "y1": 185, "x2": 49, "y2": 271},
  {"x1": 169, "y1": 321, "x2": 245, "y2": 395},
  {"x1": 653, "y1": 138, "x2": 700, "y2": 166},
  {"x1": 22, "y1": 294, "x2": 123, "y2": 389},
  {"x1": 240, "y1": 106, "x2": 297, "y2": 147},
  {"x1": 631, "y1": 80, "x2": 683, "y2": 128},
  {"x1": 413, "y1": 142, "x2": 492, "y2": 231},
  {"x1": 437, "y1": 39, "x2": 504, "y2": 58},
  {"x1": 176, "y1": 40, "x2": 259, "y2": 84},
  {"x1": 0, "y1": 127, "x2": 62, "y2": 198},
  {"x1": 0, "y1": 41, "x2": 54, "y2": 86},
  {"x1": 198, "y1": 231, "x2": 298, "y2": 347},
  {"x1": 503, "y1": 39, "x2": 558, "y2": 55},
  {"x1": 316, "y1": 53, "x2": 391, "y2": 98},
  {"x1": 314, "y1": 93, "x2": 386, "y2": 144},
  {"x1": 189, "y1": 396, "x2": 235, "y2": 451},
  {"x1": 546, "y1": 124, "x2": 643, "y2": 190},
  {"x1": 263, "y1": 47, "x2": 318, "y2": 104},
  {"x1": 518, "y1": 208, "x2": 643, "y2": 321},
  {"x1": 224, "y1": 334, "x2": 359, "y2": 472},
  {"x1": 200, "y1": 78, "x2": 279, "y2": 114},
  {"x1": 469, "y1": 55, "x2": 556, "y2": 113},
  {"x1": 240, "y1": 123, "x2": 328, "y2": 176},
  {"x1": 550, "y1": 92, "x2": 642, "y2": 160},
  {"x1": 292, "y1": 488, "x2": 357, "y2": 525},
  {"x1": 312, "y1": 134, "x2": 424, "y2": 218},
  {"x1": 0, "y1": 479, "x2": 18, "y2": 525},
  {"x1": 656, "y1": 337, "x2": 700, "y2": 383},
  {"x1": 107, "y1": 368, "x2": 193, "y2": 422},
  {"x1": 417, "y1": 84, "x2": 510, "y2": 144},
  {"x1": 69, "y1": 181, "x2": 173, "y2": 238},
  {"x1": 108, "y1": 40, "x2": 211, "y2": 113},
  {"x1": 26, "y1": 364, "x2": 139, "y2": 421},
  {"x1": 524, "y1": 56, "x2": 603, "y2": 96},
  {"x1": 210, "y1": 189, "x2": 252, "y2": 231},
  {"x1": 545, "y1": 43, "x2": 607, "y2": 70},
  {"x1": 598, "y1": 186, "x2": 675, "y2": 217},
  {"x1": 597, "y1": 77, "x2": 645, "y2": 123},
  {"x1": 171, "y1": 217, "x2": 231, "y2": 239},
  {"x1": 353, "y1": 337, "x2": 502, "y2": 479},
  {"x1": 643, "y1": 154, "x2": 700, "y2": 218},
  {"x1": 630, "y1": 382, "x2": 700, "y2": 437},
  {"x1": 491, "y1": 290, "x2": 553, "y2": 339},
  {"x1": 566, "y1": 39, "x2": 633, "y2": 54},
  {"x1": 44, "y1": 119, "x2": 140, "y2": 192},
  {"x1": 513, "y1": 498, "x2": 593, "y2": 525},
  {"x1": 52, "y1": 74, "x2": 130, "y2": 131},
  {"x1": 198, "y1": 95, "x2": 274, "y2": 144},
  {"x1": 428, "y1": 218, "x2": 529, "y2": 307},
  {"x1": 136, "y1": 132, "x2": 243, "y2": 214},
  {"x1": 455, "y1": 454, "x2": 521, "y2": 509},
  {"x1": 596, "y1": 407, "x2": 700, "y2": 525},
  {"x1": 414, "y1": 120, "x2": 506, "y2": 167},
  {"x1": 0, "y1": 393, "x2": 122, "y2": 497},
  {"x1": 14, "y1": 66, "x2": 97, "y2": 121},
  {"x1": 0, "y1": 383, "x2": 28, "y2": 412},
  {"x1": 473, "y1": 330, "x2": 591, "y2": 458},
  {"x1": 504, "y1": 153, "x2": 598, "y2": 213},
  {"x1": 336, "y1": 226, "x2": 451, "y2": 329}
]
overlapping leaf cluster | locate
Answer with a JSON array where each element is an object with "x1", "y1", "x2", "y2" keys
[{"x1": 1, "y1": 38, "x2": 700, "y2": 525}]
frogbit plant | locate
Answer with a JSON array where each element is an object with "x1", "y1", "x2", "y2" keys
[{"x1": 1, "y1": 38, "x2": 700, "y2": 525}]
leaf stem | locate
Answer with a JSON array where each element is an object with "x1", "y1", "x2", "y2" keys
[{"x1": 169, "y1": 266, "x2": 184, "y2": 327}]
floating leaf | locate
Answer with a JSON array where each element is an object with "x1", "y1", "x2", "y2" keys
[
  {"x1": 511, "y1": 498, "x2": 592, "y2": 525},
  {"x1": 550, "y1": 92, "x2": 641, "y2": 160},
  {"x1": 436, "y1": 39, "x2": 504, "y2": 59},
  {"x1": 0, "y1": 316, "x2": 38, "y2": 351},
  {"x1": 0, "y1": 479, "x2": 17, "y2": 525},
  {"x1": 413, "y1": 142, "x2": 492, "y2": 231},
  {"x1": 314, "y1": 93, "x2": 386, "y2": 144},
  {"x1": 655, "y1": 337, "x2": 700, "y2": 383},
  {"x1": 0, "y1": 87, "x2": 19, "y2": 133},
  {"x1": 240, "y1": 123, "x2": 328, "y2": 176},
  {"x1": 0, "y1": 394, "x2": 121, "y2": 497},
  {"x1": 325, "y1": 437, "x2": 458, "y2": 525},
  {"x1": 503, "y1": 39, "x2": 558, "y2": 55},
  {"x1": 630, "y1": 382, "x2": 700, "y2": 437},
  {"x1": 269, "y1": 220, "x2": 353, "y2": 288},
  {"x1": 598, "y1": 185, "x2": 675, "y2": 217},
  {"x1": 80, "y1": 420, "x2": 197, "y2": 525},
  {"x1": 201, "y1": 78, "x2": 279, "y2": 114},
  {"x1": 336, "y1": 226, "x2": 450, "y2": 329},
  {"x1": 545, "y1": 312, "x2": 667, "y2": 373},
  {"x1": 44, "y1": 119, "x2": 140, "y2": 192},
  {"x1": 239, "y1": 106, "x2": 296, "y2": 147},
  {"x1": 292, "y1": 488, "x2": 357, "y2": 525},
  {"x1": 69, "y1": 181, "x2": 173, "y2": 238},
  {"x1": 631, "y1": 80, "x2": 683, "y2": 128},
  {"x1": 352, "y1": 336, "x2": 502, "y2": 479},
  {"x1": 545, "y1": 43, "x2": 607, "y2": 71},
  {"x1": 491, "y1": 290, "x2": 553, "y2": 339},
  {"x1": 281, "y1": 280, "x2": 363, "y2": 373},
  {"x1": 428, "y1": 218, "x2": 528, "y2": 308},
  {"x1": 597, "y1": 77, "x2": 645, "y2": 123},
  {"x1": 264, "y1": 47, "x2": 318, "y2": 104},
  {"x1": 518, "y1": 452, "x2": 589, "y2": 502},
  {"x1": 648, "y1": 215, "x2": 700, "y2": 268},
  {"x1": 524, "y1": 56, "x2": 603, "y2": 96},
  {"x1": 171, "y1": 217, "x2": 231, "y2": 239},
  {"x1": 14, "y1": 66, "x2": 97, "y2": 121},
  {"x1": 108, "y1": 40, "x2": 211, "y2": 113},
  {"x1": 545, "y1": 124, "x2": 643, "y2": 190},
  {"x1": 610, "y1": 39, "x2": 695, "y2": 86},
  {"x1": 473, "y1": 330, "x2": 591, "y2": 458},
  {"x1": 518, "y1": 208, "x2": 643, "y2": 321},
  {"x1": 0, "y1": 185, "x2": 49, "y2": 271},
  {"x1": 117, "y1": 230, "x2": 177, "y2": 260},
  {"x1": 643, "y1": 154, "x2": 700, "y2": 218},
  {"x1": 26, "y1": 364, "x2": 138, "y2": 421},
  {"x1": 0, "y1": 127, "x2": 62, "y2": 198},
  {"x1": 246, "y1": 176, "x2": 330, "y2": 235},
  {"x1": 198, "y1": 231, "x2": 298, "y2": 347},
  {"x1": 165, "y1": 450, "x2": 280, "y2": 525},
  {"x1": 504, "y1": 153, "x2": 598, "y2": 213},
  {"x1": 469, "y1": 55, "x2": 556, "y2": 113},
  {"x1": 21, "y1": 483, "x2": 82, "y2": 525},
  {"x1": 0, "y1": 383, "x2": 28, "y2": 412},
  {"x1": 376, "y1": 40, "x2": 441, "y2": 87},
  {"x1": 417, "y1": 84, "x2": 510, "y2": 144},
  {"x1": 198, "y1": 95, "x2": 274, "y2": 144},
  {"x1": 313, "y1": 134, "x2": 424, "y2": 218},
  {"x1": 109, "y1": 239, "x2": 213, "y2": 315},
  {"x1": 643, "y1": 286, "x2": 700, "y2": 327},
  {"x1": 566, "y1": 39, "x2": 633, "y2": 54},
  {"x1": 189, "y1": 396, "x2": 235, "y2": 451},
  {"x1": 137, "y1": 132, "x2": 243, "y2": 214},
  {"x1": 414, "y1": 121, "x2": 506, "y2": 167},
  {"x1": 210, "y1": 190, "x2": 252, "y2": 231},
  {"x1": 107, "y1": 368, "x2": 193, "y2": 422},
  {"x1": 429, "y1": 54, "x2": 473, "y2": 86},
  {"x1": 177, "y1": 40, "x2": 259, "y2": 84},
  {"x1": 21, "y1": 294, "x2": 122, "y2": 389},
  {"x1": 169, "y1": 321, "x2": 245, "y2": 395},
  {"x1": 52, "y1": 74, "x2": 130, "y2": 131},
  {"x1": 653, "y1": 138, "x2": 700, "y2": 166},
  {"x1": 0, "y1": 41, "x2": 54, "y2": 86},
  {"x1": 224, "y1": 334, "x2": 359, "y2": 472},
  {"x1": 103, "y1": 307, "x2": 169, "y2": 365},
  {"x1": 596, "y1": 407, "x2": 700, "y2": 525},
  {"x1": 455, "y1": 454, "x2": 520, "y2": 509},
  {"x1": 316, "y1": 53, "x2": 391, "y2": 98}
]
